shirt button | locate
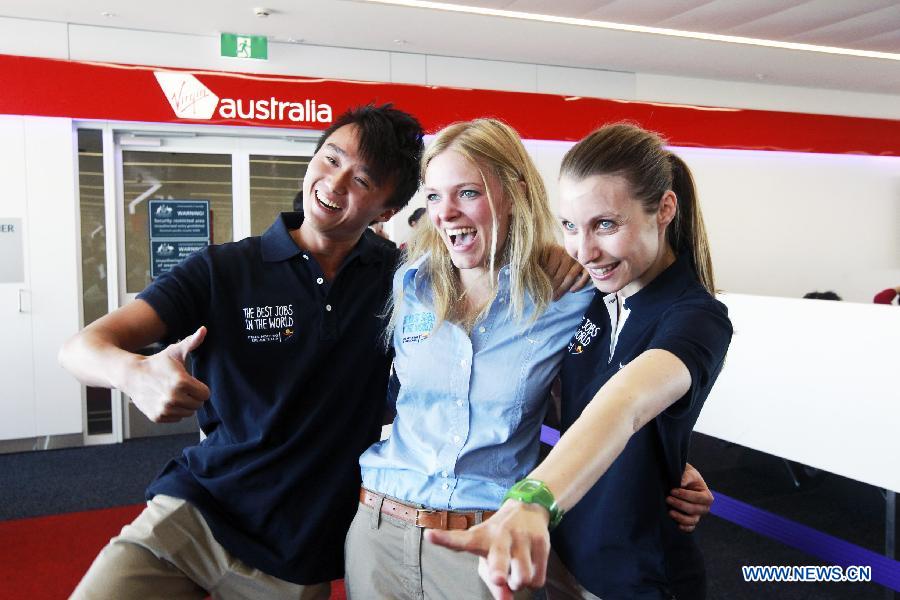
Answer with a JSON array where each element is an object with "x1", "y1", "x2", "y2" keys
[
  {"x1": 478, "y1": 326, "x2": 486, "y2": 333},
  {"x1": 456, "y1": 399, "x2": 463, "y2": 407},
  {"x1": 442, "y1": 483, "x2": 449, "y2": 490},
  {"x1": 459, "y1": 359, "x2": 467, "y2": 367},
  {"x1": 302, "y1": 254, "x2": 309, "y2": 260},
  {"x1": 453, "y1": 435, "x2": 461, "y2": 444},
  {"x1": 441, "y1": 471, "x2": 449, "y2": 478},
  {"x1": 325, "y1": 304, "x2": 332, "y2": 312},
  {"x1": 316, "y1": 277, "x2": 324, "y2": 284}
]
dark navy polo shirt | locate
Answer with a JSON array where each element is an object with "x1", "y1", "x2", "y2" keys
[
  {"x1": 139, "y1": 212, "x2": 399, "y2": 584},
  {"x1": 554, "y1": 255, "x2": 732, "y2": 600}
]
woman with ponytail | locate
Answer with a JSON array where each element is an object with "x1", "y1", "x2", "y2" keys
[{"x1": 429, "y1": 123, "x2": 733, "y2": 600}]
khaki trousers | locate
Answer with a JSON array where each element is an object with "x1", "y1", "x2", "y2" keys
[
  {"x1": 345, "y1": 500, "x2": 535, "y2": 600},
  {"x1": 70, "y1": 494, "x2": 330, "y2": 600}
]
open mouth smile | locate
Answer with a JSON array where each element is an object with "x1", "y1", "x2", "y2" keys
[
  {"x1": 587, "y1": 262, "x2": 620, "y2": 280},
  {"x1": 315, "y1": 189, "x2": 342, "y2": 212},
  {"x1": 446, "y1": 227, "x2": 477, "y2": 248}
]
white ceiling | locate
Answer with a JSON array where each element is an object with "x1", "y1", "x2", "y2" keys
[
  {"x1": 1, "y1": 0, "x2": 898, "y2": 94},
  {"x1": 447, "y1": 0, "x2": 900, "y2": 52}
]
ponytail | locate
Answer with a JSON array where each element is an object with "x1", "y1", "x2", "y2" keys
[{"x1": 667, "y1": 153, "x2": 715, "y2": 294}]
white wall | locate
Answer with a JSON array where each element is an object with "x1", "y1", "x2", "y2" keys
[
  {"x1": 0, "y1": 116, "x2": 81, "y2": 440},
  {"x1": 680, "y1": 147, "x2": 900, "y2": 303}
]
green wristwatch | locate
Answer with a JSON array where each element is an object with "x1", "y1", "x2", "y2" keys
[{"x1": 503, "y1": 479, "x2": 564, "y2": 530}]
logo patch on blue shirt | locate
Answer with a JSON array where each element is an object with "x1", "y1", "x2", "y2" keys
[{"x1": 402, "y1": 311, "x2": 435, "y2": 344}]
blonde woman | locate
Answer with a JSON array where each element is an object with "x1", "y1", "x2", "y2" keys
[{"x1": 344, "y1": 118, "x2": 590, "y2": 599}]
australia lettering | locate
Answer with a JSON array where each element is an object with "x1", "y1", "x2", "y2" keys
[{"x1": 218, "y1": 98, "x2": 333, "y2": 124}]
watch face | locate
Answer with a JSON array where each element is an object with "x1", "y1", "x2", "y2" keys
[{"x1": 520, "y1": 480, "x2": 542, "y2": 494}]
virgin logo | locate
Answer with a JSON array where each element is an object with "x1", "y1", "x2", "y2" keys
[
  {"x1": 153, "y1": 71, "x2": 333, "y2": 124},
  {"x1": 154, "y1": 72, "x2": 219, "y2": 119}
]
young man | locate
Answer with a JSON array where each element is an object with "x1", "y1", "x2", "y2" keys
[{"x1": 60, "y1": 105, "x2": 424, "y2": 599}]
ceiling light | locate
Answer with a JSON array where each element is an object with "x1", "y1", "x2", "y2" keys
[
  {"x1": 100, "y1": 11, "x2": 116, "y2": 18},
  {"x1": 361, "y1": 0, "x2": 900, "y2": 62}
]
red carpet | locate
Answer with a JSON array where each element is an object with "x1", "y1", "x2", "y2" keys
[{"x1": 0, "y1": 505, "x2": 346, "y2": 599}]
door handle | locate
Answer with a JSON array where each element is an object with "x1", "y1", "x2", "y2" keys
[{"x1": 17, "y1": 289, "x2": 27, "y2": 313}]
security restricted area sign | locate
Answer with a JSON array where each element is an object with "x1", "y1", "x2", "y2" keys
[
  {"x1": 0, "y1": 219, "x2": 24, "y2": 283},
  {"x1": 149, "y1": 200, "x2": 210, "y2": 278}
]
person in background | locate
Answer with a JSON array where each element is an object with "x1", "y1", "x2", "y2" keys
[
  {"x1": 407, "y1": 206, "x2": 426, "y2": 229},
  {"x1": 873, "y1": 285, "x2": 900, "y2": 305},
  {"x1": 803, "y1": 290, "x2": 842, "y2": 301},
  {"x1": 59, "y1": 105, "x2": 425, "y2": 600},
  {"x1": 429, "y1": 122, "x2": 733, "y2": 600},
  {"x1": 399, "y1": 206, "x2": 427, "y2": 251},
  {"x1": 369, "y1": 220, "x2": 394, "y2": 243}
]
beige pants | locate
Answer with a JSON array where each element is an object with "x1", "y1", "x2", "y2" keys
[
  {"x1": 344, "y1": 500, "x2": 535, "y2": 600},
  {"x1": 70, "y1": 494, "x2": 330, "y2": 600}
]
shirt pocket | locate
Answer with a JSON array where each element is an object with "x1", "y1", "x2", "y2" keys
[{"x1": 477, "y1": 331, "x2": 544, "y2": 440}]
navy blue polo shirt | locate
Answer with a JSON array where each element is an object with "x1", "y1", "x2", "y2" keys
[
  {"x1": 139, "y1": 212, "x2": 398, "y2": 584},
  {"x1": 554, "y1": 255, "x2": 732, "y2": 600}
]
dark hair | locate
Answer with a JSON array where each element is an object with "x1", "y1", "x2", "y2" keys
[
  {"x1": 407, "y1": 207, "x2": 426, "y2": 227},
  {"x1": 803, "y1": 291, "x2": 842, "y2": 301},
  {"x1": 560, "y1": 122, "x2": 715, "y2": 294},
  {"x1": 315, "y1": 104, "x2": 424, "y2": 210}
]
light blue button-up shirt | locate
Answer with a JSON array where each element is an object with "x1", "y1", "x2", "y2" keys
[{"x1": 360, "y1": 256, "x2": 593, "y2": 510}]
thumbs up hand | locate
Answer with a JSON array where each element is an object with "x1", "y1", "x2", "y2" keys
[{"x1": 123, "y1": 326, "x2": 211, "y2": 423}]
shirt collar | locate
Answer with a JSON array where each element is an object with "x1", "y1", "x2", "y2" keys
[
  {"x1": 260, "y1": 211, "x2": 388, "y2": 265},
  {"x1": 620, "y1": 253, "x2": 695, "y2": 313}
]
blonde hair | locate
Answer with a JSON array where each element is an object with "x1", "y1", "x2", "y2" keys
[
  {"x1": 388, "y1": 119, "x2": 558, "y2": 338},
  {"x1": 560, "y1": 122, "x2": 716, "y2": 294}
]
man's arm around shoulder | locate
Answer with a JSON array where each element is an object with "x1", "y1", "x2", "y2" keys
[{"x1": 58, "y1": 299, "x2": 210, "y2": 423}]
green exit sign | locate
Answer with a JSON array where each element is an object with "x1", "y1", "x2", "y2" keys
[{"x1": 220, "y1": 33, "x2": 268, "y2": 60}]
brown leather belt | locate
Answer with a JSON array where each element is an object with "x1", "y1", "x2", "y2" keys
[{"x1": 359, "y1": 488, "x2": 496, "y2": 530}]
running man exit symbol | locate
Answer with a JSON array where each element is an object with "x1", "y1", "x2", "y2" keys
[
  {"x1": 237, "y1": 36, "x2": 252, "y2": 58},
  {"x1": 220, "y1": 33, "x2": 268, "y2": 60}
]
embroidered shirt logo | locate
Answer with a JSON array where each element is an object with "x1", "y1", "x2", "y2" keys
[
  {"x1": 402, "y1": 311, "x2": 435, "y2": 344},
  {"x1": 242, "y1": 304, "x2": 295, "y2": 343},
  {"x1": 568, "y1": 316, "x2": 600, "y2": 355}
]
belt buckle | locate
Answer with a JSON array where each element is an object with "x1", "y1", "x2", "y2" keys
[{"x1": 414, "y1": 508, "x2": 435, "y2": 528}]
